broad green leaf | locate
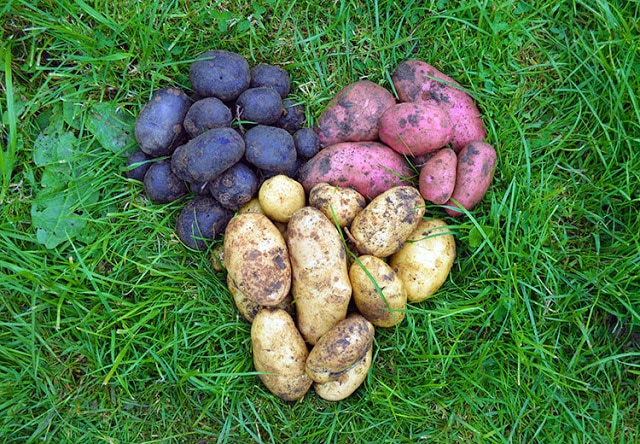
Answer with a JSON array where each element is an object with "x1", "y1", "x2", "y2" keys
[
  {"x1": 33, "y1": 131, "x2": 77, "y2": 166},
  {"x1": 85, "y1": 102, "x2": 135, "y2": 153}
]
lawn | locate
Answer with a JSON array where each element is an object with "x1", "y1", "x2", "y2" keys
[{"x1": 1, "y1": 0, "x2": 639, "y2": 442}]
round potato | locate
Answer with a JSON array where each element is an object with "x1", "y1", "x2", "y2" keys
[
  {"x1": 224, "y1": 213, "x2": 291, "y2": 306},
  {"x1": 389, "y1": 218, "x2": 456, "y2": 302},
  {"x1": 251, "y1": 308, "x2": 312, "y2": 401},
  {"x1": 286, "y1": 206, "x2": 352, "y2": 345},
  {"x1": 306, "y1": 313, "x2": 375, "y2": 383},
  {"x1": 258, "y1": 175, "x2": 306, "y2": 223},
  {"x1": 314, "y1": 346, "x2": 372, "y2": 401},
  {"x1": 349, "y1": 186, "x2": 425, "y2": 258},
  {"x1": 308, "y1": 182, "x2": 366, "y2": 228},
  {"x1": 350, "y1": 255, "x2": 407, "y2": 327}
]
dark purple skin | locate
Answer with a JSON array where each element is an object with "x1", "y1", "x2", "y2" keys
[
  {"x1": 135, "y1": 87, "x2": 192, "y2": 157},
  {"x1": 175, "y1": 196, "x2": 233, "y2": 250},
  {"x1": 183, "y1": 97, "x2": 233, "y2": 138},
  {"x1": 143, "y1": 160, "x2": 188, "y2": 204},
  {"x1": 125, "y1": 150, "x2": 153, "y2": 181},
  {"x1": 209, "y1": 162, "x2": 259, "y2": 211},
  {"x1": 188, "y1": 180, "x2": 211, "y2": 196},
  {"x1": 274, "y1": 100, "x2": 306, "y2": 133},
  {"x1": 243, "y1": 125, "x2": 297, "y2": 173},
  {"x1": 171, "y1": 127, "x2": 245, "y2": 183},
  {"x1": 259, "y1": 157, "x2": 304, "y2": 182},
  {"x1": 236, "y1": 87, "x2": 283, "y2": 125},
  {"x1": 189, "y1": 50, "x2": 251, "y2": 101},
  {"x1": 250, "y1": 64, "x2": 291, "y2": 99},
  {"x1": 293, "y1": 127, "x2": 320, "y2": 159}
]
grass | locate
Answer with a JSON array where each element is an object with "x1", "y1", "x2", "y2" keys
[{"x1": 1, "y1": 0, "x2": 639, "y2": 442}]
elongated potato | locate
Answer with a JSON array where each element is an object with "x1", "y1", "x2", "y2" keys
[
  {"x1": 228, "y1": 277, "x2": 293, "y2": 323},
  {"x1": 297, "y1": 141, "x2": 414, "y2": 200},
  {"x1": 389, "y1": 218, "x2": 456, "y2": 302},
  {"x1": 349, "y1": 186, "x2": 425, "y2": 258},
  {"x1": 350, "y1": 255, "x2": 407, "y2": 327},
  {"x1": 306, "y1": 314, "x2": 375, "y2": 383},
  {"x1": 308, "y1": 182, "x2": 366, "y2": 228},
  {"x1": 315, "y1": 80, "x2": 396, "y2": 146},
  {"x1": 286, "y1": 207, "x2": 352, "y2": 345},
  {"x1": 444, "y1": 140, "x2": 497, "y2": 216},
  {"x1": 251, "y1": 308, "x2": 312, "y2": 401},
  {"x1": 224, "y1": 213, "x2": 291, "y2": 306},
  {"x1": 419, "y1": 147, "x2": 457, "y2": 205},
  {"x1": 314, "y1": 346, "x2": 372, "y2": 401}
]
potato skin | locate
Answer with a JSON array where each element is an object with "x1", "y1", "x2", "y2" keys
[
  {"x1": 349, "y1": 186, "x2": 426, "y2": 258},
  {"x1": 286, "y1": 207, "x2": 352, "y2": 345},
  {"x1": 392, "y1": 60, "x2": 486, "y2": 151},
  {"x1": 258, "y1": 175, "x2": 306, "y2": 223},
  {"x1": 224, "y1": 213, "x2": 291, "y2": 306},
  {"x1": 378, "y1": 102, "x2": 453, "y2": 156},
  {"x1": 229, "y1": 278, "x2": 293, "y2": 323},
  {"x1": 297, "y1": 141, "x2": 414, "y2": 200},
  {"x1": 251, "y1": 308, "x2": 312, "y2": 401},
  {"x1": 306, "y1": 314, "x2": 375, "y2": 383},
  {"x1": 315, "y1": 80, "x2": 396, "y2": 146},
  {"x1": 389, "y1": 218, "x2": 456, "y2": 302},
  {"x1": 444, "y1": 141, "x2": 497, "y2": 216},
  {"x1": 419, "y1": 148, "x2": 457, "y2": 205},
  {"x1": 308, "y1": 182, "x2": 366, "y2": 228},
  {"x1": 314, "y1": 346, "x2": 372, "y2": 401},
  {"x1": 350, "y1": 255, "x2": 407, "y2": 327}
]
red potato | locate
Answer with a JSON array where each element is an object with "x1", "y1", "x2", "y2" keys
[
  {"x1": 419, "y1": 148, "x2": 457, "y2": 205},
  {"x1": 297, "y1": 141, "x2": 414, "y2": 200},
  {"x1": 392, "y1": 60, "x2": 486, "y2": 151},
  {"x1": 378, "y1": 102, "x2": 453, "y2": 156},
  {"x1": 444, "y1": 141, "x2": 497, "y2": 216},
  {"x1": 315, "y1": 80, "x2": 396, "y2": 147}
]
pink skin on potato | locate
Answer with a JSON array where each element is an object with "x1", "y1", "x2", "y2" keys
[{"x1": 419, "y1": 148, "x2": 457, "y2": 205}]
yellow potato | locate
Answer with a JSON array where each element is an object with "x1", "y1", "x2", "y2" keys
[
  {"x1": 306, "y1": 314, "x2": 375, "y2": 383},
  {"x1": 314, "y1": 346, "x2": 372, "y2": 401},
  {"x1": 228, "y1": 277, "x2": 293, "y2": 323},
  {"x1": 349, "y1": 186, "x2": 425, "y2": 257},
  {"x1": 389, "y1": 218, "x2": 456, "y2": 302},
  {"x1": 258, "y1": 174, "x2": 306, "y2": 223},
  {"x1": 286, "y1": 206, "x2": 352, "y2": 345},
  {"x1": 237, "y1": 197, "x2": 264, "y2": 214},
  {"x1": 308, "y1": 182, "x2": 366, "y2": 228},
  {"x1": 224, "y1": 213, "x2": 291, "y2": 306},
  {"x1": 251, "y1": 308, "x2": 312, "y2": 401},
  {"x1": 350, "y1": 255, "x2": 407, "y2": 327}
]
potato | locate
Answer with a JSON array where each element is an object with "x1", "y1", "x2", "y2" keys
[
  {"x1": 244, "y1": 125, "x2": 297, "y2": 174},
  {"x1": 293, "y1": 128, "x2": 320, "y2": 159},
  {"x1": 209, "y1": 162, "x2": 259, "y2": 211},
  {"x1": 125, "y1": 150, "x2": 153, "y2": 181},
  {"x1": 275, "y1": 100, "x2": 306, "y2": 133},
  {"x1": 314, "y1": 346, "x2": 372, "y2": 401},
  {"x1": 135, "y1": 87, "x2": 192, "y2": 157},
  {"x1": 258, "y1": 175, "x2": 306, "y2": 223},
  {"x1": 306, "y1": 313, "x2": 375, "y2": 383},
  {"x1": 297, "y1": 141, "x2": 414, "y2": 200},
  {"x1": 228, "y1": 277, "x2": 293, "y2": 323},
  {"x1": 251, "y1": 308, "x2": 312, "y2": 401},
  {"x1": 444, "y1": 140, "x2": 497, "y2": 216},
  {"x1": 286, "y1": 207, "x2": 352, "y2": 345},
  {"x1": 175, "y1": 196, "x2": 233, "y2": 251},
  {"x1": 350, "y1": 255, "x2": 407, "y2": 327},
  {"x1": 389, "y1": 218, "x2": 456, "y2": 302},
  {"x1": 315, "y1": 80, "x2": 396, "y2": 147},
  {"x1": 250, "y1": 63, "x2": 291, "y2": 99},
  {"x1": 348, "y1": 186, "x2": 425, "y2": 258},
  {"x1": 378, "y1": 102, "x2": 453, "y2": 156},
  {"x1": 224, "y1": 213, "x2": 291, "y2": 306},
  {"x1": 183, "y1": 97, "x2": 233, "y2": 138},
  {"x1": 392, "y1": 60, "x2": 486, "y2": 151},
  {"x1": 143, "y1": 159, "x2": 188, "y2": 204},
  {"x1": 419, "y1": 147, "x2": 457, "y2": 205},
  {"x1": 189, "y1": 50, "x2": 250, "y2": 101},
  {"x1": 236, "y1": 87, "x2": 283, "y2": 125},
  {"x1": 237, "y1": 197, "x2": 264, "y2": 214},
  {"x1": 308, "y1": 182, "x2": 366, "y2": 228}
]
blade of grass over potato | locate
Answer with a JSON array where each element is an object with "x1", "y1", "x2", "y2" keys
[{"x1": 1, "y1": 0, "x2": 639, "y2": 442}]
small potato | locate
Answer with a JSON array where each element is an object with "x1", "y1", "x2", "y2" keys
[
  {"x1": 444, "y1": 141, "x2": 497, "y2": 216},
  {"x1": 306, "y1": 314, "x2": 375, "y2": 383},
  {"x1": 389, "y1": 218, "x2": 456, "y2": 302},
  {"x1": 224, "y1": 213, "x2": 291, "y2": 306},
  {"x1": 309, "y1": 182, "x2": 366, "y2": 228},
  {"x1": 237, "y1": 197, "x2": 264, "y2": 215},
  {"x1": 349, "y1": 186, "x2": 425, "y2": 258},
  {"x1": 251, "y1": 308, "x2": 312, "y2": 401},
  {"x1": 258, "y1": 175, "x2": 306, "y2": 223},
  {"x1": 287, "y1": 207, "x2": 352, "y2": 345},
  {"x1": 314, "y1": 346, "x2": 372, "y2": 401},
  {"x1": 350, "y1": 255, "x2": 407, "y2": 327},
  {"x1": 419, "y1": 148, "x2": 457, "y2": 205},
  {"x1": 378, "y1": 102, "x2": 453, "y2": 156}
]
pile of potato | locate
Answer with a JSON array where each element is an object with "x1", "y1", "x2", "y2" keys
[{"x1": 221, "y1": 176, "x2": 456, "y2": 401}]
